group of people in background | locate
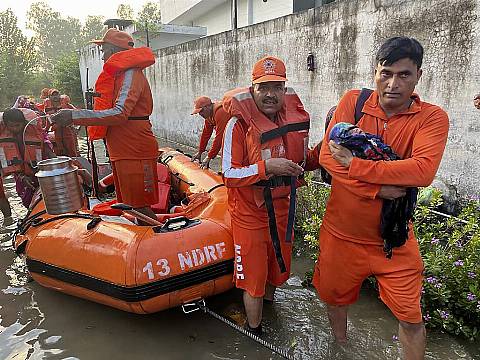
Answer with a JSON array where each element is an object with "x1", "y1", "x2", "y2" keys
[
  {"x1": 0, "y1": 26, "x2": 455, "y2": 359},
  {"x1": 0, "y1": 88, "x2": 79, "y2": 225}
]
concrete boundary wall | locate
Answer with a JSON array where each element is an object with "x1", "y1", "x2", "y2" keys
[{"x1": 81, "y1": 0, "x2": 480, "y2": 198}]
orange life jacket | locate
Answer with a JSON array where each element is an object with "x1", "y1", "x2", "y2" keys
[
  {"x1": 222, "y1": 87, "x2": 310, "y2": 273},
  {"x1": 223, "y1": 86, "x2": 310, "y2": 199},
  {"x1": 88, "y1": 47, "x2": 156, "y2": 140},
  {"x1": 0, "y1": 109, "x2": 44, "y2": 177},
  {"x1": 43, "y1": 96, "x2": 74, "y2": 115}
]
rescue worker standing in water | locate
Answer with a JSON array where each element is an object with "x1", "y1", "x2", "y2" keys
[
  {"x1": 190, "y1": 96, "x2": 230, "y2": 169},
  {"x1": 222, "y1": 56, "x2": 320, "y2": 334},
  {"x1": 51, "y1": 28, "x2": 159, "y2": 222}
]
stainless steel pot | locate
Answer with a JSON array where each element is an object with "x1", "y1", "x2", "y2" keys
[{"x1": 35, "y1": 157, "x2": 83, "y2": 214}]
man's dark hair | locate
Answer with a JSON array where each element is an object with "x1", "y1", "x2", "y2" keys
[
  {"x1": 2, "y1": 108, "x2": 26, "y2": 124},
  {"x1": 375, "y1": 37, "x2": 424, "y2": 69}
]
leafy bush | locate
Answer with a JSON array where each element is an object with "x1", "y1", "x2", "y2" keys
[
  {"x1": 415, "y1": 188, "x2": 480, "y2": 340},
  {"x1": 295, "y1": 184, "x2": 480, "y2": 340},
  {"x1": 295, "y1": 174, "x2": 330, "y2": 258}
]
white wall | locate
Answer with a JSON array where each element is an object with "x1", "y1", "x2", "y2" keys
[
  {"x1": 160, "y1": 0, "x2": 203, "y2": 24},
  {"x1": 162, "y1": 0, "x2": 294, "y2": 35}
]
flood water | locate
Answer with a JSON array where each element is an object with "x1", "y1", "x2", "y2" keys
[{"x1": 0, "y1": 137, "x2": 479, "y2": 359}]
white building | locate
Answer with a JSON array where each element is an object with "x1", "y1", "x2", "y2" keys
[{"x1": 160, "y1": 0, "x2": 331, "y2": 35}]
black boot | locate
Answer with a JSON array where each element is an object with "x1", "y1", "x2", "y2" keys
[{"x1": 244, "y1": 322, "x2": 263, "y2": 336}]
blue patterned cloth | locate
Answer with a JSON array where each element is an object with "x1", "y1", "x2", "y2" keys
[{"x1": 329, "y1": 122, "x2": 400, "y2": 161}]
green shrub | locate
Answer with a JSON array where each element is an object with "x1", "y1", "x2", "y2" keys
[
  {"x1": 415, "y1": 188, "x2": 480, "y2": 340},
  {"x1": 295, "y1": 174, "x2": 330, "y2": 259},
  {"x1": 295, "y1": 184, "x2": 480, "y2": 340}
]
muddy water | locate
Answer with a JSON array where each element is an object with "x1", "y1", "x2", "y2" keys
[{"x1": 0, "y1": 138, "x2": 479, "y2": 360}]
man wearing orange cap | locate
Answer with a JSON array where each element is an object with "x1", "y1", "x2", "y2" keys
[
  {"x1": 43, "y1": 88, "x2": 79, "y2": 157},
  {"x1": 221, "y1": 56, "x2": 320, "y2": 334},
  {"x1": 51, "y1": 28, "x2": 159, "y2": 223},
  {"x1": 191, "y1": 96, "x2": 230, "y2": 169}
]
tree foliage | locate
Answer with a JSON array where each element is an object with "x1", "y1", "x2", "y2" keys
[
  {"x1": 137, "y1": 2, "x2": 162, "y2": 26},
  {"x1": 82, "y1": 15, "x2": 105, "y2": 44},
  {"x1": 51, "y1": 52, "x2": 83, "y2": 106},
  {"x1": 117, "y1": 4, "x2": 134, "y2": 20},
  {"x1": 27, "y1": 2, "x2": 83, "y2": 71},
  {"x1": 0, "y1": 9, "x2": 37, "y2": 108}
]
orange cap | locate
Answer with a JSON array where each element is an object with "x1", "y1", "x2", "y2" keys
[
  {"x1": 92, "y1": 28, "x2": 134, "y2": 50},
  {"x1": 191, "y1": 96, "x2": 212, "y2": 115},
  {"x1": 48, "y1": 88, "x2": 60, "y2": 96},
  {"x1": 252, "y1": 56, "x2": 287, "y2": 84}
]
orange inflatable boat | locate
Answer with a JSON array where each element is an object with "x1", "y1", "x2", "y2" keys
[{"x1": 14, "y1": 149, "x2": 233, "y2": 314}]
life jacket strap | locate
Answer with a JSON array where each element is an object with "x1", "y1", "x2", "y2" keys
[
  {"x1": 260, "y1": 121, "x2": 309, "y2": 144},
  {"x1": 263, "y1": 186, "x2": 287, "y2": 273},
  {"x1": 128, "y1": 116, "x2": 150, "y2": 120}
]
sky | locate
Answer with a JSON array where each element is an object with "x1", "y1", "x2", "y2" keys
[{"x1": 0, "y1": 0, "x2": 150, "y2": 35}]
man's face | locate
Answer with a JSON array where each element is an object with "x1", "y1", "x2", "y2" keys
[
  {"x1": 50, "y1": 92, "x2": 60, "y2": 103},
  {"x1": 374, "y1": 58, "x2": 422, "y2": 111},
  {"x1": 101, "y1": 43, "x2": 116, "y2": 62},
  {"x1": 198, "y1": 104, "x2": 213, "y2": 119},
  {"x1": 252, "y1": 81, "x2": 286, "y2": 119}
]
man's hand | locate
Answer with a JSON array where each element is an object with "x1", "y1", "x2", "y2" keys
[
  {"x1": 474, "y1": 94, "x2": 480, "y2": 109},
  {"x1": 377, "y1": 185, "x2": 407, "y2": 200},
  {"x1": 19, "y1": 174, "x2": 36, "y2": 190},
  {"x1": 265, "y1": 158, "x2": 303, "y2": 177},
  {"x1": 329, "y1": 141, "x2": 354, "y2": 168},
  {"x1": 200, "y1": 156, "x2": 211, "y2": 169},
  {"x1": 191, "y1": 151, "x2": 203, "y2": 162},
  {"x1": 50, "y1": 109, "x2": 73, "y2": 126}
]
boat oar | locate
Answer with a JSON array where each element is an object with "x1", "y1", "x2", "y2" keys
[{"x1": 111, "y1": 203, "x2": 162, "y2": 226}]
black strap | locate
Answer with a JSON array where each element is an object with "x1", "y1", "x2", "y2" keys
[
  {"x1": 260, "y1": 121, "x2": 309, "y2": 144},
  {"x1": 255, "y1": 175, "x2": 292, "y2": 187},
  {"x1": 24, "y1": 140, "x2": 42, "y2": 146},
  {"x1": 354, "y1": 88, "x2": 373, "y2": 124},
  {"x1": 0, "y1": 138, "x2": 17, "y2": 143},
  {"x1": 128, "y1": 116, "x2": 150, "y2": 120},
  {"x1": 285, "y1": 176, "x2": 296, "y2": 244},
  {"x1": 263, "y1": 187, "x2": 287, "y2": 273}
]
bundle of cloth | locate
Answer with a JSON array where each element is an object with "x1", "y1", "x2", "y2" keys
[{"x1": 329, "y1": 122, "x2": 418, "y2": 258}]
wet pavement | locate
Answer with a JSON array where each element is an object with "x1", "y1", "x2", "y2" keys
[{"x1": 0, "y1": 137, "x2": 478, "y2": 359}]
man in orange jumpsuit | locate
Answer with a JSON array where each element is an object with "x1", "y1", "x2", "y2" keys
[
  {"x1": 313, "y1": 37, "x2": 449, "y2": 359},
  {"x1": 222, "y1": 56, "x2": 320, "y2": 334},
  {"x1": 191, "y1": 96, "x2": 230, "y2": 169},
  {"x1": 43, "y1": 89, "x2": 79, "y2": 157},
  {"x1": 51, "y1": 28, "x2": 159, "y2": 222}
]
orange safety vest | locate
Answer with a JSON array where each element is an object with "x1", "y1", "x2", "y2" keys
[
  {"x1": 0, "y1": 109, "x2": 44, "y2": 177},
  {"x1": 87, "y1": 47, "x2": 155, "y2": 140},
  {"x1": 222, "y1": 87, "x2": 310, "y2": 273},
  {"x1": 223, "y1": 86, "x2": 310, "y2": 199}
]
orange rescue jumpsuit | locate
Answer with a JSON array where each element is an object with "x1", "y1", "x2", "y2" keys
[
  {"x1": 198, "y1": 102, "x2": 230, "y2": 160},
  {"x1": 312, "y1": 89, "x2": 449, "y2": 323},
  {"x1": 72, "y1": 47, "x2": 159, "y2": 208},
  {"x1": 222, "y1": 87, "x2": 320, "y2": 297},
  {"x1": 44, "y1": 99, "x2": 79, "y2": 157}
]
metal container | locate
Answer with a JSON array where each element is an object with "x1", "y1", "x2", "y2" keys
[{"x1": 35, "y1": 157, "x2": 83, "y2": 214}]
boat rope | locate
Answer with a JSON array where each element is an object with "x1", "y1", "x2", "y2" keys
[{"x1": 194, "y1": 300, "x2": 294, "y2": 360}]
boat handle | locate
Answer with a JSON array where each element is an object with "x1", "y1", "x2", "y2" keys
[
  {"x1": 182, "y1": 299, "x2": 205, "y2": 314},
  {"x1": 158, "y1": 216, "x2": 200, "y2": 232}
]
